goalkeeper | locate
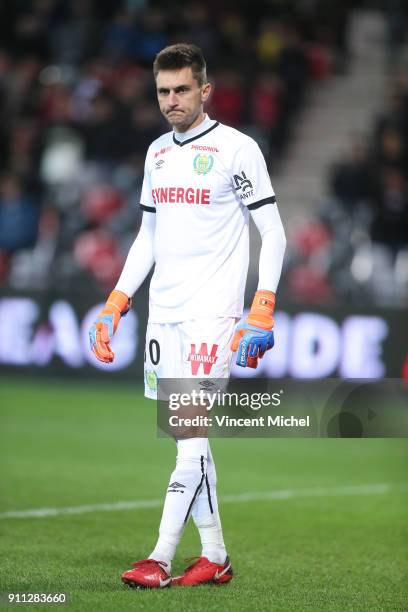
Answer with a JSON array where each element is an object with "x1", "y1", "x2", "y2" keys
[{"x1": 89, "y1": 43, "x2": 286, "y2": 589}]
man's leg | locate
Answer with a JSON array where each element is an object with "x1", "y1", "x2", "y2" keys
[
  {"x1": 123, "y1": 318, "x2": 233, "y2": 588},
  {"x1": 122, "y1": 429, "x2": 210, "y2": 587},
  {"x1": 124, "y1": 322, "x2": 198, "y2": 588},
  {"x1": 124, "y1": 321, "x2": 216, "y2": 588},
  {"x1": 168, "y1": 317, "x2": 234, "y2": 585},
  {"x1": 191, "y1": 440, "x2": 227, "y2": 564},
  {"x1": 181, "y1": 317, "x2": 234, "y2": 565},
  {"x1": 149, "y1": 436, "x2": 208, "y2": 569},
  {"x1": 172, "y1": 438, "x2": 232, "y2": 586}
]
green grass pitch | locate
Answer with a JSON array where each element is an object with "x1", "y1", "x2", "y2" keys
[{"x1": 0, "y1": 378, "x2": 407, "y2": 611}]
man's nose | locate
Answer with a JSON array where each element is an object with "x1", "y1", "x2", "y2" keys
[{"x1": 168, "y1": 90, "x2": 178, "y2": 106}]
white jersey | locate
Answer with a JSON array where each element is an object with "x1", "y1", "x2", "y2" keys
[{"x1": 140, "y1": 115, "x2": 276, "y2": 323}]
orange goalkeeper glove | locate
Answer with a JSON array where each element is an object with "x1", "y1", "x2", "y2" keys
[
  {"x1": 231, "y1": 290, "x2": 275, "y2": 368},
  {"x1": 89, "y1": 290, "x2": 132, "y2": 363}
]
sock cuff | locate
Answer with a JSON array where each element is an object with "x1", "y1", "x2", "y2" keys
[{"x1": 177, "y1": 437, "x2": 209, "y2": 461}]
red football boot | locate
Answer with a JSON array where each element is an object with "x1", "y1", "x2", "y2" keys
[
  {"x1": 122, "y1": 559, "x2": 171, "y2": 589},
  {"x1": 172, "y1": 556, "x2": 233, "y2": 586}
]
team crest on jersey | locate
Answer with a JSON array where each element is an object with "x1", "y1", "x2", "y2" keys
[
  {"x1": 145, "y1": 369, "x2": 158, "y2": 391},
  {"x1": 193, "y1": 154, "x2": 214, "y2": 175}
]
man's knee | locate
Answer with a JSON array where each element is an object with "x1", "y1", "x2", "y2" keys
[{"x1": 170, "y1": 403, "x2": 209, "y2": 439}]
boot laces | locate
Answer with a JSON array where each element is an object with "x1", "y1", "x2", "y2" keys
[{"x1": 132, "y1": 559, "x2": 168, "y2": 571}]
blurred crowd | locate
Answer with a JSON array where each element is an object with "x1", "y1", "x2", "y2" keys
[
  {"x1": 0, "y1": 0, "x2": 352, "y2": 292},
  {"x1": 286, "y1": 63, "x2": 408, "y2": 307}
]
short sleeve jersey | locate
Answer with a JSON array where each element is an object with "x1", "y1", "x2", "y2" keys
[{"x1": 140, "y1": 116, "x2": 276, "y2": 323}]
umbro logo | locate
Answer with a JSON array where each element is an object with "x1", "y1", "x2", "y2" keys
[
  {"x1": 168, "y1": 482, "x2": 186, "y2": 489},
  {"x1": 168, "y1": 481, "x2": 185, "y2": 493},
  {"x1": 199, "y1": 380, "x2": 215, "y2": 389},
  {"x1": 155, "y1": 159, "x2": 165, "y2": 169}
]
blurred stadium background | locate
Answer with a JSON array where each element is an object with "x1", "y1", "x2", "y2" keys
[
  {"x1": 0, "y1": 1, "x2": 407, "y2": 609},
  {"x1": 0, "y1": 0, "x2": 407, "y2": 381}
]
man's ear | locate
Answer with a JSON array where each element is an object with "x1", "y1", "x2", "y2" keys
[{"x1": 201, "y1": 82, "x2": 212, "y2": 103}]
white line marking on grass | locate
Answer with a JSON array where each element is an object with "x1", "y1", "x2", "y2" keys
[
  {"x1": 1, "y1": 482, "x2": 407, "y2": 520},
  {"x1": 0, "y1": 499, "x2": 163, "y2": 519},
  {"x1": 220, "y1": 482, "x2": 398, "y2": 503}
]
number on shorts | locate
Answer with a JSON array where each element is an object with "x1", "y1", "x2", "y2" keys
[{"x1": 149, "y1": 339, "x2": 160, "y2": 365}]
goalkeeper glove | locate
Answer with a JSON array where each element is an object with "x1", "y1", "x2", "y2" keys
[
  {"x1": 231, "y1": 290, "x2": 275, "y2": 368},
  {"x1": 89, "y1": 289, "x2": 131, "y2": 363}
]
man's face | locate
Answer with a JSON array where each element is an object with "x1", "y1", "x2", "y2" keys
[{"x1": 156, "y1": 66, "x2": 211, "y2": 132}]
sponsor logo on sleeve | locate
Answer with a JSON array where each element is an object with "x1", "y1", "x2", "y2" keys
[{"x1": 234, "y1": 171, "x2": 254, "y2": 199}]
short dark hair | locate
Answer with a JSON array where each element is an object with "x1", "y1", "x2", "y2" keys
[{"x1": 153, "y1": 43, "x2": 207, "y2": 86}]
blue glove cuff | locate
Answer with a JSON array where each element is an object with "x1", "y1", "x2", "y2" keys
[{"x1": 236, "y1": 327, "x2": 274, "y2": 367}]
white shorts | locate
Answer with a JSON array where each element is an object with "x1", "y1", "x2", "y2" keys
[{"x1": 144, "y1": 317, "x2": 238, "y2": 399}]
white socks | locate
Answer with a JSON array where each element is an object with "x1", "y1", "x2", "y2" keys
[
  {"x1": 149, "y1": 437, "x2": 208, "y2": 570},
  {"x1": 149, "y1": 438, "x2": 227, "y2": 569},
  {"x1": 192, "y1": 441, "x2": 227, "y2": 564}
]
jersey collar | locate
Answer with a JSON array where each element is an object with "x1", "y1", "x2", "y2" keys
[{"x1": 173, "y1": 115, "x2": 219, "y2": 147}]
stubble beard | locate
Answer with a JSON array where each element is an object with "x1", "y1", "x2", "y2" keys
[{"x1": 164, "y1": 109, "x2": 201, "y2": 133}]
